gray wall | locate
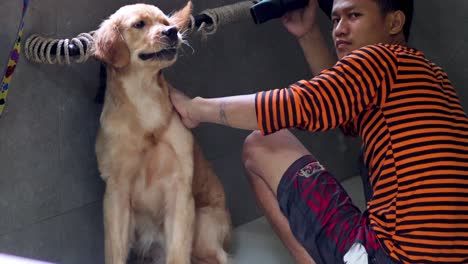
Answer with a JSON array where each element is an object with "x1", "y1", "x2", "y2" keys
[{"x1": 0, "y1": 0, "x2": 467, "y2": 263}]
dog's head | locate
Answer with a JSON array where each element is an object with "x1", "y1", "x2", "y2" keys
[{"x1": 93, "y1": 2, "x2": 192, "y2": 69}]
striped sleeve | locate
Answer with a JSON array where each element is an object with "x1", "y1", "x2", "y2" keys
[{"x1": 255, "y1": 44, "x2": 398, "y2": 135}]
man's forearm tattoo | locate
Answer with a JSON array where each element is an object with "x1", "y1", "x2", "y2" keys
[{"x1": 219, "y1": 101, "x2": 229, "y2": 127}]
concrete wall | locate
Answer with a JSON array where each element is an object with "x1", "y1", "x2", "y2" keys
[{"x1": 0, "y1": 0, "x2": 467, "y2": 263}]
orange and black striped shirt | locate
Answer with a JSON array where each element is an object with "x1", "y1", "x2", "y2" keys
[{"x1": 255, "y1": 44, "x2": 468, "y2": 263}]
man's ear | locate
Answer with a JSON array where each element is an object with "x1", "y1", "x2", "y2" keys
[
  {"x1": 388, "y1": 10, "x2": 406, "y2": 36},
  {"x1": 93, "y1": 18, "x2": 130, "y2": 68},
  {"x1": 170, "y1": 1, "x2": 193, "y2": 32}
]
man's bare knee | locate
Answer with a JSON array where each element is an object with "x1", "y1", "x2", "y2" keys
[
  {"x1": 242, "y1": 130, "x2": 311, "y2": 183},
  {"x1": 243, "y1": 129, "x2": 308, "y2": 156},
  {"x1": 242, "y1": 131, "x2": 265, "y2": 179}
]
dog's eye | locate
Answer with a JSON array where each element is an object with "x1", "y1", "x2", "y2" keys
[{"x1": 132, "y1": 20, "x2": 146, "y2": 29}]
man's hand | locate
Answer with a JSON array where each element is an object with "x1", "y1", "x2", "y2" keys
[
  {"x1": 170, "y1": 87, "x2": 258, "y2": 131},
  {"x1": 169, "y1": 88, "x2": 200, "y2": 128},
  {"x1": 282, "y1": 0, "x2": 319, "y2": 39},
  {"x1": 281, "y1": 0, "x2": 335, "y2": 76}
]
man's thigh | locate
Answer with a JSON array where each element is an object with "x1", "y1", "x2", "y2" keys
[
  {"x1": 243, "y1": 129, "x2": 311, "y2": 195},
  {"x1": 277, "y1": 155, "x2": 362, "y2": 264}
]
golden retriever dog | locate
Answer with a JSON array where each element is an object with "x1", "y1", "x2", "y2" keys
[{"x1": 92, "y1": 2, "x2": 231, "y2": 264}]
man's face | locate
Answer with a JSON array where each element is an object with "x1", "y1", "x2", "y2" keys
[{"x1": 332, "y1": 0, "x2": 392, "y2": 59}]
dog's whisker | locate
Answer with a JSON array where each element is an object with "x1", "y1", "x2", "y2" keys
[
  {"x1": 180, "y1": 29, "x2": 189, "y2": 37},
  {"x1": 181, "y1": 39, "x2": 195, "y2": 55},
  {"x1": 152, "y1": 39, "x2": 165, "y2": 46},
  {"x1": 180, "y1": 30, "x2": 192, "y2": 41},
  {"x1": 145, "y1": 40, "x2": 170, "y2": 53}
]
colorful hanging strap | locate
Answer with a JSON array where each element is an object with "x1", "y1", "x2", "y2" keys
[{"x1": 0, "y1": 0, "x2": 30, "y2": 117}]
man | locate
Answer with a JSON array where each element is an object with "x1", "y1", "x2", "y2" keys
[{"x1": 170, "y1": 0, "x2": 468, "y2": 263}]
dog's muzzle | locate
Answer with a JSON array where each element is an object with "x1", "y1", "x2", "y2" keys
[
  {"x1": 139, "y1": 26, "x2": 180, "y2": 61},
  {"x1": 138, "y1": 47, "x2": 178, "y2": 61}
]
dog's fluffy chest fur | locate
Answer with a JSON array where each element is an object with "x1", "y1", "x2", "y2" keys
[
  {"x1": 96, "y1": 69, "x2": 193, "y2": 180},
  {"x1": 100, "y1": 70, "x2": 174, "y2": 137},
  {"x1": 121, "y1": 72, "x2": 168, "y2": 132}
]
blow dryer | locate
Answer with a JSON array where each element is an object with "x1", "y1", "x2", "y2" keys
[{"x1": 250, "y1": 0, "x2": 309, "y2": 24}]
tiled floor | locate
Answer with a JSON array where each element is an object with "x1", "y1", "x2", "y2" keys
[
  {"x1": 0, "y1": 254, "x2": 55, "y2": 264},
  {"x1": 0, "y1": 176, "x2": 364, "y2": 264}
]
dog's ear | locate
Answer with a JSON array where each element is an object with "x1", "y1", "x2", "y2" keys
[
  {"x1": 93, "y1": 18, "x2": 130, "y2": 68},
  {"x1": 170, "y1": 1, "x2": 193, "y2": 32}
]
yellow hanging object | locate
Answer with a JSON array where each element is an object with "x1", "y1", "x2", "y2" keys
[{"x1": 0, "y1": 0, "x2": 30, "y2": 117}]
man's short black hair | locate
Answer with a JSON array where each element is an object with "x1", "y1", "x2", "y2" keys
[
  {"x1": 376, "y1": 0, "x2": 413, "y2": 41},
  {"x1": 318, "y1": 0, "x2": 414, "y2": 41}
]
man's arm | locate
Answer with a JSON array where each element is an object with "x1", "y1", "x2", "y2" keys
[
  {"x1": 298, "y1": 26, "x2": 336, "y2": 76},
  {"x1": 171, "y1": 45, "x2": 398, "y2": 133},
  {"x1": 256, "y1": 45, "x2": 399, "y2": 135},
  {"x1": 282, "y1": 0, "x2": 336, "y2": 76},
  {"x1": 193, "y1": 95, "x2": 258, "y2": 130},
  {"x1": 170, "y1": 88, "x2": 258, "y2": 130}
]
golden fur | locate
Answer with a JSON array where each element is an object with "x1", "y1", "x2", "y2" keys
[{"x1": 92, "y1": 3, "x2": 231, "y2": 264}]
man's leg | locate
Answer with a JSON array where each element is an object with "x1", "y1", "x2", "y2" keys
[{"x1": 242, "y1": 129, "x2": 316, "y2": 264}]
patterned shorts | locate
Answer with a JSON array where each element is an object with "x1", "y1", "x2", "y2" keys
[{"x1": 277, "y1": 155, "x2": 399, "y2": 264}]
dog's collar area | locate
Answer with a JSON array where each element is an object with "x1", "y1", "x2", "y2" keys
[{"x1": 138, "y1": 48, "x2": 177, "y2": 61}]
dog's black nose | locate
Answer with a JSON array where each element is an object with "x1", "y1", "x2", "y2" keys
[{"x1": 162, "y1": 27, "x2": 178, "y2": 42}]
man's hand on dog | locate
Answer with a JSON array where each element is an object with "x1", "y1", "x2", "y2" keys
[{"x1": 170, "y1": 87, "x2": 200, "y2": 128}]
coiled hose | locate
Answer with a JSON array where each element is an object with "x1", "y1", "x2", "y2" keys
[{"x1": 24, "y1": 1, "x2": 256, "y2": 65}]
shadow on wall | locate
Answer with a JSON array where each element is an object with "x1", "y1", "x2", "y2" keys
[{"x1": 411, "y1": 0, "x2": 468, "y2": 111}]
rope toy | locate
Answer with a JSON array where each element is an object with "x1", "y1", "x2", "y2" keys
[{"x1": 24, "y1": 1, "x2": 256, "y2": 65}]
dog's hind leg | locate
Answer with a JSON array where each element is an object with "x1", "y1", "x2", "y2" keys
[{"x1": 191, "y1": 206, "x2": 232, "y2": 264}]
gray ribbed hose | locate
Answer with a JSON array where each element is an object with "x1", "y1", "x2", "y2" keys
[{"x1": 24, "y1": 1, "x2": 256, "y2": 65}]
